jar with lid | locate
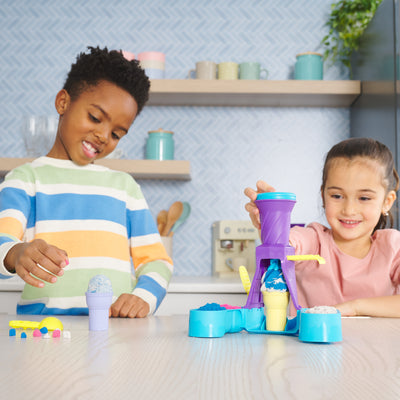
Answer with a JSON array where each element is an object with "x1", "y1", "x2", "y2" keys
[{"x1": 145, "y1": 128, "x2": 174, "y2": 160}]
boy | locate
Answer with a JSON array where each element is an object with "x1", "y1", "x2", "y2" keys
[{"x1": 0, "y1": 46, "x2": 173, "y2": 318}]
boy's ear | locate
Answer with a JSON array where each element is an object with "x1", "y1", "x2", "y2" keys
[{"x1": 55, "y1": 89, "x2": 70, "y2": 115}]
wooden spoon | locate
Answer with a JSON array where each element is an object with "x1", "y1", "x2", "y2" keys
[
  {"x1": 162, "y1": 201, "x2": 183, "y2": 236},
  {"x1": 157, "y1": 209, "x2": 168, "y2": 235}
]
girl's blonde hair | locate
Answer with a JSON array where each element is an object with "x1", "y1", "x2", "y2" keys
[{"x1": 321, "y1": 138, "x2": 399, "y2": 231}]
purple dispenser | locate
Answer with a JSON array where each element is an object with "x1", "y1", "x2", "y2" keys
[{"x1": 244, "y1": 192, "x2": 301, "y2": 310}]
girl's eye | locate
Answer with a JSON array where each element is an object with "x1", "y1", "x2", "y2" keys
[
  {"x1": 331, "y1": 194, "x2": 342, "y2": 199},
  {"x1": 112, "y1": 132, "x2": 121, "y2": 140},
  {"x1": 89, "y1": 114, "x2": 100, "y2": 123},
  {"x1": 360, "y1": 196, "x2": 371, "y2": 201}
]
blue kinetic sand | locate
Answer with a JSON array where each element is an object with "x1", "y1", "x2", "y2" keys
[{"x1": 87, "y1": 274, "x2": 113, "y2": 294}]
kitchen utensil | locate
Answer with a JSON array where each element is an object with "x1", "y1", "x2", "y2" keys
[
  {"x1": 157, "y1": 209, "x2": 168, "y2": 234},
  {"x1": 163, "y1": 201, "x2": 183, "y2": 236},
  {"x1": 168, "y1": 201, "x2": 191, "y2": 236}
]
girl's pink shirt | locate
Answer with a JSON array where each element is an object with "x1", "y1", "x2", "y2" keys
[{"x1": 288, "y1": 222, "x2": 400, "y2": 315}]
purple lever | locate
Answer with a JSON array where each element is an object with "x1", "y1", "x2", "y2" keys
[{"x1": 244, "y1": 192, "x2": 301, "y2": 310}]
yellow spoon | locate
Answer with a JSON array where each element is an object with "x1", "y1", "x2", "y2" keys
[{"x1": 9, "y1": 317, "x2": 64, "y2": 331}]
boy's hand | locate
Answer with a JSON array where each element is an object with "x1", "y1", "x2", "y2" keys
[
  {"x1": 4, "y1": 239, "x2": 68, "y2": 288},
  {"x1": 244, "y1": 180, "x2": 275, "y2": 229},
  {"x1": 110, "y1": 293, "x2": 150, "y2": 318}
]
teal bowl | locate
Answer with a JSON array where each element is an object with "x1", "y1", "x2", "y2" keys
[{"x1": 298, "y1": 309, "x2": 342, "y2": 343}]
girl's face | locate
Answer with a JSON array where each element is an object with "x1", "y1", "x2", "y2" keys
[
  {"x1": 322, "y1": 157, "x2": 396, "y2": 255},
  {"x1": 49, "y1": 80, "x2": 137, "y2": 165}
]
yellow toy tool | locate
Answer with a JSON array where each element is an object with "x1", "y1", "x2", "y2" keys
[
  {"x1": 9, "y1": 317, "x2": 63, "y2": 331},
  {"x1": 287, "y1": 254, "x2": 326, "y2": 264},
  {"x1": 239, "y1": 266, "x2": 252, "y2": 295}
]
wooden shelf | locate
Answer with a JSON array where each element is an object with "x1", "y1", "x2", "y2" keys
[
  {"x1": 0, "y1": 158, "x2": 191, "y2": 181},
  {"x1": 148, "y1": 79, "x2": 361, "y2": 107}
]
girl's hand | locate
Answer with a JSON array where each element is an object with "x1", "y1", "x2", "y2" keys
[
  {"x1": 244, "y1": 180, "x2": 276, "y2": 229},
  {"x1": 335, "y1": 301, "x2": 357, "y2": 317},
  {"x1": 109, "y1": 293, "x2": 150, "y2": 318},
  {"x1": 4, "y1": 239, "x2": 68, "y2": 288}
]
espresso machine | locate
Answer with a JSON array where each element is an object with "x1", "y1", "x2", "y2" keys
[{"x1": 212, "y1": 220, "x2": 259, "y2": 277}]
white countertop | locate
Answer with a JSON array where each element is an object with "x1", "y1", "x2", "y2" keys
[
  {"x1": 1, "y1": 314, "x2": 400, "y2": 399},
  {"x1": 0, "y1": 275, "x2": 246, "y2": 294}
]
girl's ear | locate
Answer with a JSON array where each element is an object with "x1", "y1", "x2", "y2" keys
[
  {"x1": 383, "y1": 190, "x2": 397, "y2": 214},
  {"x1": 55, "y1": 89, "x2": 70, "y2": 116},
  {"x1": 320, "y1": 186, "x2": 325, "y2": 208}
]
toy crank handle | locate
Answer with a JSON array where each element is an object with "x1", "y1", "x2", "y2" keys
[
  {"x1": 239, "y1": 266, "x2": 251, "y2": 295},
  {"x1": 287, "y1": 255, "x2": 326, "y2": 264}
]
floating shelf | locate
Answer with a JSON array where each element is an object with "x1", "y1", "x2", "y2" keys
[
  {"x1": 0, "y1": 158, "x2": 191, "y2": 181},
  {"x1": 148, "y1": 79, "x2": 361, "y2": 107}
]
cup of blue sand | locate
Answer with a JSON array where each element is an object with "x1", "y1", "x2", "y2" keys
[{"x1": 86, "y1": 274, "x2": 113, "y2": 331}]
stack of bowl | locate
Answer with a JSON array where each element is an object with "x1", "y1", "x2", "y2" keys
[{"x1": 138, "y1": 52, "x2": 165, "y2": 79}]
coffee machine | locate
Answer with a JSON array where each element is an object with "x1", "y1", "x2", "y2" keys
[{"x1": 212, "y1": 220, "x2": 259, "y2": 277}]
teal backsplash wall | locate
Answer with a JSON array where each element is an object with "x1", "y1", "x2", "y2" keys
[{"x1": 0, "y1": 0, "x2": 349, "y2": 275}]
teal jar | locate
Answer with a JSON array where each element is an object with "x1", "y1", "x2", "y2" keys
[
  {"x1": 294, "y1": 52, "x2": 323, "y2": 80},
  {"x1": 145, "y1": 129, "x2": 174, "y2": 160}
]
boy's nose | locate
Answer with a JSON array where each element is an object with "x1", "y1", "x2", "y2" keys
[{"x1": 94, "y1": 130, "x2": 108, "y2": 144}]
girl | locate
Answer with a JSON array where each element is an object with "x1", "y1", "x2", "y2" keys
[{"x1": 244, "y1": 138, "x2": 400, "y2": 317}]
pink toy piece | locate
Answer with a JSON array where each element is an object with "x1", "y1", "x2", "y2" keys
[
  {"x1": 220, "y1": 304, "x2": 241, "y2": 309},
  {"x1": 33, "y1": 329, "x2": 41, "y2": 337},
  {"x1": 52, "y1": 329, "x2": 61, "y2": 338}
]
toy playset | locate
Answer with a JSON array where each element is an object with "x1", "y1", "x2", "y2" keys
[{"x1": 189, "y1": 192, "x2": 342, "y2": 343}]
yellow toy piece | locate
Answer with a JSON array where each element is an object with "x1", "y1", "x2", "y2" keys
[
  {"x1": 239, "y1": 266, "x2": 252, "y2": 295},
  {"x1": 286, "y1": 254, "x2": 326, "y2": 264},
  {"x1": 9, "y1": 317, "x2": 63, "y2": 331}
]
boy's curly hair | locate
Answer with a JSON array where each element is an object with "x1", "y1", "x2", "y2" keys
[{"x1": 63, "y1": 46, "x2": 150, "y2": 115}]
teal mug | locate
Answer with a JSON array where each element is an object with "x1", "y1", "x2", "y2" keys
[
  {"x1": 239, "y1": 62, "x2": 268, "y2": 80},
  {"x1": 294, "y1": 52, "x2": 323, "y2": 80},
  {"x1": 145, "y1": 129, "x2": 174, "y2": 160}
]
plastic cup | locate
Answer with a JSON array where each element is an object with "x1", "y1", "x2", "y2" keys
[
  {"x1": 262, "y1": 291, "x2": 289, "y2": 331},
  {"x1": 86, "y1": 292, "x2": 113, "y2": 331}
]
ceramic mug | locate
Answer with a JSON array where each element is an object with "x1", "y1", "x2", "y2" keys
[
  {"x1": 122, "y1": 50, "x2": 135, "y2": 61},
  {"x1": 239, "y1": 62, "x2": 268, "y2": 80},
  {"x1": 139, "y1": 59, "x2": 165, "y2": 70},
  {"x1": 218, "y1": 62, "x2": 239, "y2": 80},
  {"x1": 294, "y1": 52, "x2": 323, "y2": 80},
  {"x1": 144, "y1": 68, "x2": 165, "y2": 79},
  {"x1": 137, "y1": 51, "x2": 165, "y2": 62},
  {"x1": 188, "y1": 61, "x2": 217, "y2": 80}
]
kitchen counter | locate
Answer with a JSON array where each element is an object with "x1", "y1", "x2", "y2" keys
[
  {"x1": 1, "y1": 314, "x2": 399, "y2": 399},
  {"x1": 0, "y1": 275, "x2": 247, "y2": 315}
]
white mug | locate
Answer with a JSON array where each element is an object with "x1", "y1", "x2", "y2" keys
[{"x1": 188, "y1": 61, "x2": 217, "y2": 80}]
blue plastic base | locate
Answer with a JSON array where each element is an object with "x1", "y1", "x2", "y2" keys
[{"x1": 188, "y1": 305, "x2": 342, "y2": 343}]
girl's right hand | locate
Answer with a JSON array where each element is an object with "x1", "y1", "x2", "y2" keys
[
  {"x1": 4, "y1": 239, "x2": 69, "y2": 288},
  {"x1": 244, "y1": 180, "x2": 276, "y2": 229}
]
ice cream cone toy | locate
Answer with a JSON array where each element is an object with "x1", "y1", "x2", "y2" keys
[
  {"x1": 261, "y1": 259, "x2": 289, "y2": 331},
  {"x1": 86, "y1": 274, "x2": 113, "y2": 331}
]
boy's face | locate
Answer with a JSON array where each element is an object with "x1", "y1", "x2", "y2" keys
[{"x1": 49, "y1": 80, "x2": 138, "y2": 165}]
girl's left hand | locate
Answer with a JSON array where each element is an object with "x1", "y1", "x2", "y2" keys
[
  {"x1": 334, "y1": 301, "x2": 357, "y2": 317},
  {"x1": 109, "y1": 293, "x2": 150, "y2": 318}
]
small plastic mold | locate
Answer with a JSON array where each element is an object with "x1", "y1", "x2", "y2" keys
[{"x1": 298, "y1": 309, "x2": 342, "y2": 343}]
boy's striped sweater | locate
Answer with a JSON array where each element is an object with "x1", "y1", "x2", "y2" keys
[{"x1": 0, "y1": 157, "x2": 173, "y2": 315}]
